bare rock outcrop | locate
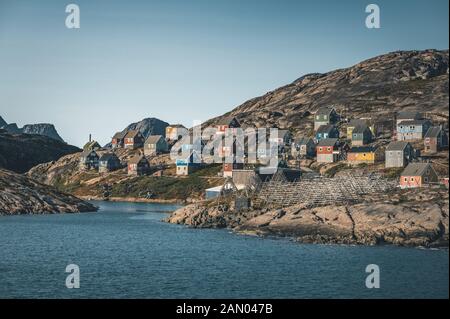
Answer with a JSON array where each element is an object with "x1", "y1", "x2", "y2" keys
[
  {"x1": 0, "y1": 169, "x2": 97, "y2": 215},
  {"x1": 166, "y1": 188, "x2": 449, "y2": 247}
]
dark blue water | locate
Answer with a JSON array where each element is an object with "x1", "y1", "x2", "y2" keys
[{"x1": 0, "y1": 201, "x2": 448, "y2": 299}]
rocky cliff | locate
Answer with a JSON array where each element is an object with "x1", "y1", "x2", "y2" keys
[
  {"x1": 167, "y1": 187, "x2": 449, "y2": 247},
  {"x1": 205, "y1": 49, "x2": 449, "y2": 136},
  {"x1": 20, "y1": 123, "x2": 64, "y2": 142},
  {"x1": 0, "y1": 130, "x2": 80, "y2": 173},
  {"x1": 0, "y1": 169, "x2": 97, "y2": 215},
  {"x1": 0, "y1": 116, "x2": 64, "y2": 142}
]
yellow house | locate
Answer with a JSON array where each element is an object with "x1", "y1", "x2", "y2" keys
[{"x1": 347, "y1": 146, "x2": 376, "y2": 164}]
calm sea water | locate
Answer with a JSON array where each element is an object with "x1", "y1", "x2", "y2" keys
[{"x1": 0, "y1": 201, "x2": 448, "y2": 299}]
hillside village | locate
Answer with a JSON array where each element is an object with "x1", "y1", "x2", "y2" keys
[
  {"x1": 1, "y1": 49, "x2": 449, "y2": 245},
  {"x1": 27, "y1": 105, "x2": 448, "y2": 209}
]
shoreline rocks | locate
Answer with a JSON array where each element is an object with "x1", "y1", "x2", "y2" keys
[{"x1": 166, "y1": 188, "x2": 449, "y2": 248}]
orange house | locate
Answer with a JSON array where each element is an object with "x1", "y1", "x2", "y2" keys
[{"x1": 399, "y1": 163, "x2": 438, "y2": 188}]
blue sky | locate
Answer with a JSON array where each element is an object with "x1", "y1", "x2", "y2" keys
[{"x1": 0, "y1": 0, "x2": 448, "y2": 147}]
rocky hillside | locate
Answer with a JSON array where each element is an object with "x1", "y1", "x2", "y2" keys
[
  {"x1": 0, "y1": 131, "x2": 80, "y2": 173},
  {"x1": 205, "y1": 49, "x2": 449, "y2": 136},
  {"x1": 167, "y1": 187, "x2": 449, "y2": 247},
  {"x1": 0, "y1": 169, "x2": 97, "y2": 215},
  {"x1": 0, "y1": 116, "x2": 64, "y2": 142}
]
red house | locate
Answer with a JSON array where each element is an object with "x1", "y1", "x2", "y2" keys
[
  {"x1": 316, "y1": 138, "x2": 341, "y2": 163},
  {"x1": 124, "y1": 130, "x2": 145, "y2": 149},
  {"x1": 399, "y1": 163, "x2": 438, "y2": 188},
  {"x1": 216, "y1": 116, "x2": 240, "y2": 135}
]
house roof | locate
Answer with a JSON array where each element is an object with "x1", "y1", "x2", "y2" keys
[
  {"x1": 315, "y1": 106, "x2": 335, "y2": 116},
  {"x1": 168, "y1": 124, "x2": 186, "y2": 128},
  {"x1": 424, "y1": 126, "x2": 442, "y2": 138},
  {"x1": 386, "y1": 141, "x2": 410, "y2": 151},
  {"x1": 397, "y1": 111, "x2": 421, "y2": 120},
  {"x1": 128, "y1": 155, "x2": 147, "y2": 165},
  {"x1": 349, "y1": 146, "x2": 375, "y2": 153},
  {"x1": 80, "y1": 149, "x2": 98, "y2": 157},
  {"x1": 124, "y1": 130, "x2": 142, "y2": 139},
  {"x1": 317, "y1": 138, "x2": 339, "y2": 147},
  {"x1": 145, "y1": 135, "x2": 164, "y2": 144},
  {"x1": 401, "y1": 163, "x2": 433, "y2": 177},
  {"x1": 99, "y1": 153, "x2": 119, "y2": 162},
  {"x1": 276, "y1": 130, "x2": 290, "y2": 139},
  {"x1": 316, "y1": 124, "x2": 336, "y2": 134},
  {"x1": 112, "y1": 131, "x2": 127, "y2": 139},
  {"x1": 83, "y1": 140, "x2": 101, "y2": 149},
  {"x1": 348, "y1": 119, "x2": 367, "y2": 127},
  {"x1": 352, "y1": 124, "x2": 370, "y2": 134},
  {"x1": 398, "y1": 120, "x2": 430, "y2": 126},
  {"x1": 294, "y1": 137, "x2": 314, "y2": 145}
]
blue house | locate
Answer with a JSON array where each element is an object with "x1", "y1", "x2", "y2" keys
[
  {"x1": 315, "y1": 124, "x2": 339, "y2": 141},
  {"x1": 176, "y1": 150, "x2": 202, "y2": 176},
  {"x1": 397, "y1": 120, "x2": 432, "y2": 141}
]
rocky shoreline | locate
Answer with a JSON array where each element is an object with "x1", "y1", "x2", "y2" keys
[
  {"x1": 0, "y1": 169, "x2": 97, "y2": 215},
  {"x1": 166, "y1": 187, "x2": 449, "y2": 248}
]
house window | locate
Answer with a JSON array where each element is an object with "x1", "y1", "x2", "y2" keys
[
  {"x1": 327, "y1": 147, "x2": 331, "y2": 151},
  {"x1": 404, "y1": 177, "x2": 408, "y2": 182},
  {"x1": 324, "y1": 115, "x2": 328, "y2": 120},
  {"x1": 319, "y1": 147, "x2": 323, "y2": 151},
  {"x1": 410, "y1": 177, "x2": 414, "y2": 182},
  {"x1": 424, "y1": 177, "x2": 428, "y2": 183}
]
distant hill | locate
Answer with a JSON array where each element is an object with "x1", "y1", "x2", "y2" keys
[
  {"x1": 0, "y1": 116, "x2": 65, "y2": 142},
  {"x1": 121, "y1": 117, "x2": 169, "y2": 139},
  {"x1": 205, "y1": 49, "x2": 449, "y2": 136},
  {"x1": 105, "y1": 117, "x2": 170, "y2": 147},
  {"x1": 0, "y1": 131, "x2": 80, "y2": 173}
]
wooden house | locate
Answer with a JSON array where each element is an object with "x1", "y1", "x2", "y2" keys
[
  {"x1": 79, "y1": 150, "x2": 99, "y2": 171},
  {"x1": 269, "y1": 130, "x2": 292, "y2": 147},
  {"x1": 127, "y1": 155, "x2": 150, "y2": 176},
  {"x1": 315, "y1": 124, "x2": 339, "y2": 141},
  {"x1": 396, "y1": 120, "x2": 431, "y2": 141},
  {"x1": 166, "y1": 124, "x2": 188, "y2": 141},
  {"x1": 216, "y1": 116, "x2": 241, "y2": 135},
  {"x1": 291, "y1": 137, "x2": 316, "y2": 158},
  {"x1": 316, "y1": 138, "x2": 341, "y2": 163},
  {"x1": 83, "y1": 139, "x2": 101, "y2": 152},
  {"x1": 314, "y1": 106, "x2": 339, "y2": 131},
  {"x1": 351, "y1": 125, "x2": 373, "y2": 146},
  {"x1": 396, "y1": 111, "x2": 421, "y2": 126},
  {"x1": 385, "y1": 141, "x2": 416, "y2": 168},
  {"x1": 144, "y1": 135, "x2": 168, "y2": 156},
  {"x1": 424, "y1": 126, "x2": 448, "y2": 153},
  {"x1": 98, "y1": 153, "x2": 121, "y2": 173},
  {"x1": 347, "y1": 119, "x2": 376, "y2": 137},
  {"x1": 347, "y1": 146, "x2": 376, "y2": 165},
  {"x1": 124, "y1": 130, "x2": 145, "y2": 149},
  {"x1": 400, "y1": 163, "x2": 438, "y2": 188},
  {"x1": 176, "y1": 151, "x2": 202, "y2": 176},
  {"x1": 223, "y1": 162, "x2": 244, "y2": 178},
  {"x1": 111, "y1": 131, "x2": 127, "y2": 148}
]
